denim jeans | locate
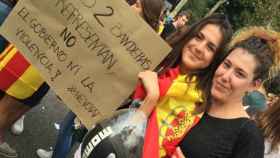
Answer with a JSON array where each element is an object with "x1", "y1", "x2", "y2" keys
[
  {"x1": 52, "y1": 111, "x2": 88, "y2": 158},
  {"x1": 52, "y1": 111, "x2": 76, "y2": 158},
  {"x1": 0, "y1": 1, "x2": 11, "y2": 52}
]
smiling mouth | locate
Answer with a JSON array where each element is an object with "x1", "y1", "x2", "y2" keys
[
  {"x1": 189, "y1": 51, "x2": 201, "y2": 61},
  {"x1": 215, "y1": 81, "x2": 228, "y2": 91}
]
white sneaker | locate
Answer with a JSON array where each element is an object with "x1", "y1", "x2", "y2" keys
[
  {"x1": 0, "y1": 142, "x2": 18, "y2": 158},
  {"x1": 11, "y1": 115, "x2": 25, "y2": 135},
  {"x1": 36, "y1": 149, "x2": 53, "y2": 158}
]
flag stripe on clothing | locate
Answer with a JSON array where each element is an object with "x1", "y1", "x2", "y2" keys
[
  {"x1": 6, "y1": 66, "x2": 44, "y2": 99},
  {"x1": 0, "y1": 45, "x2": 17, "y2": 71},
  {"x1": 0, "y1": 48, "x2": 30, "y2": 91}
]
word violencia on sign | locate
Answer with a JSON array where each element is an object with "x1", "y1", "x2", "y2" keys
[{"x1": 0, "y1": 0, "x2": 171, "y2": 128}]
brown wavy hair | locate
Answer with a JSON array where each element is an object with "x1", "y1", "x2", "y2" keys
[
  {"x1": 257, "y1": 99, "x2": 280, "y2": 152},
  {"x1": 228, "y1": 36, "x2": 275, "y2": 82}
]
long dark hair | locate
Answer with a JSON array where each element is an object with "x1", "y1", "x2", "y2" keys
[
  {"x1": 157, "y1": 14, "x2": 233, "y2": 109},
  {"x1": 140, "y1": 0, "x2": 164, "y2": 32},
  {"x1": 257, "y1": 99, "x2": 280, "y2": 152}
]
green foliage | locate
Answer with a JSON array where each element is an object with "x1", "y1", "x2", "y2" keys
[
  {"x1": 180, "y1": 0, "x2": 280, "y2": 31},
  {"x1": 181, "y1": 0, "x2": 210, "y2": 24},
  {"x1": 218, "y1": 0, "x2": 280, "y2": 31}
]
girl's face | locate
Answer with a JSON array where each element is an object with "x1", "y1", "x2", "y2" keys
[
  {"x1": 180, "y1": 24, "x2": 222, "y2": 72},
  {"x1": 211, "y1": 48, "x2": 260, "y2": 103}
]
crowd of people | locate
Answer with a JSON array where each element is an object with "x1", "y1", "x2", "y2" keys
[{"x1": 0, "y1": 0, "x2": 279, "y2": 158}]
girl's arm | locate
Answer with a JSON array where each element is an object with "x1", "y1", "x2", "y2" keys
[{"x1": 137, "y1": 70, "x2": 160, "y2": 117}]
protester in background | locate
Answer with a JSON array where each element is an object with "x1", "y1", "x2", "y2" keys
[
  {"x1": 243, "y1": 74, "x2": 280, "y2": 158},
  {"x1": 257, "y1": 99, "x2": 280, "y2": 158},
  {"x1": 0, "y1": 1, "x2": 50, "y2": 158},
  {"x1": 161, "y1": 11, "x2": 191, "y2": 39},
  {"x1": 0, "y1": 45, "x2": 50, "y2": 158},
  {"x1": 257, "y1": 73, "x2": 280, "y2": 158},
  {"x1": 130, "y1": 0, "x2": 164, "y2": 32},
  {"x1": 36, "y1": 0, "x2": 165, "y2": 158},
  {"x1": 264, "y1": 72, "x2": 280, "y2": 107},
  {"x1": 176, "y1": 28, "x2": 279, "y2": 158},
  {"x1": 0, "y1": 0, "x2": 25, "y2": 136}
]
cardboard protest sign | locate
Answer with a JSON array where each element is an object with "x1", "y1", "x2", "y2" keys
[{"x1": 0, "y1": 0, "x2": 171, "y2": 128}]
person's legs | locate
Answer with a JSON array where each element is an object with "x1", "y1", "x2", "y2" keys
[
  {"x1": 11, "y1": 115, "x2": 25, "y2": 135},
  {"x1": 37, "y1": 111, "x2": 77, "y2": 158},
  {"x1": 0, "y1": 94, "x2": 30, "y2": 157},
  {"x1": 0, "y1": 82, "x2": 49, "y2": 157},
  {"x1": 50, "y1": 111, "x2": 76, "y2": 158},
  {"x1": 0, "y1": 82, "x2": 49, "y2": 142},
  {"x1": 0, "y1": 94, "x2": 30, "y2": 143}
]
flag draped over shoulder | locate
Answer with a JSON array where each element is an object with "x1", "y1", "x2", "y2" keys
[
  {"x1": 0, "y1": 44, "x2": 44, "y2": 99},
  {"x1": 133, "y1": 67, "x2": 203, "y2": 158}
]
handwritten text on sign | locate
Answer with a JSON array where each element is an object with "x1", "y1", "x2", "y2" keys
[{"x1": 0, "y1": 0, "x2": 171, "y2": 128}]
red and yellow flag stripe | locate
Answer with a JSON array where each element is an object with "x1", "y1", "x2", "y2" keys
[{"x1": 0, "y1": 44, "x2": 44, "y2": 99}]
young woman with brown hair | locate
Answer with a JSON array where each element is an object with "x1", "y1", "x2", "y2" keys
[{"x1": 175, "y1": 27, "x2": 279, "y2": 158}]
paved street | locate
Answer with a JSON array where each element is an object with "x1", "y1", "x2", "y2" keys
[{"x1": 2, "y1": 90, "x2": 78, "y2": 158}]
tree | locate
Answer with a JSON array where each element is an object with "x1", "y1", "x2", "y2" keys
[
  {"x1": 205, "y1": 0, "x2": 227, "y2": 17},
  {"x1": 179, "y1": 0, "x2": 280, "y2": 32},
  {"x1": 218, "y1": 0, "x2": 280, "y2": 31},
  {"x1": 180, "y1": 0, "x2": 213, "y2": 24}
]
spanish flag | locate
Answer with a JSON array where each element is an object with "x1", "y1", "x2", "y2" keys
[
  {"x1": 0, "y1": 44, "x2": 44, "y2": 99},
  {"x1": 133, "y1": 67, "x2": 203, "y2": 158}
]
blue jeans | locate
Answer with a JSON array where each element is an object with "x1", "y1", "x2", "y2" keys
[
  {"x1": 0, "y1": 1, "x2": 11, "y2": 52},
  {"x1": 0, "y1": 1, "x2": 11, "y2": 22},
  {"x1": 52, "y1": 111, "x2": 87, "y2": 158},
  {"x1": 52, "y1": 111, "x2": 76, "y2": 158}
]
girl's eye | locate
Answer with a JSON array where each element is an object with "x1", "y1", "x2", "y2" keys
[
  {"x1": 223, "y1": 62, "x2": 230, "y2": 69},
  {"x1": 195, "y1": 33, "x2": 203, "y2": 40},
  {"x1": 235, "y1": 71, "x2": 246, "y2": 79},
  {"x1": 207, "y1": 44, "x2": 216, "y2": 53}
]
